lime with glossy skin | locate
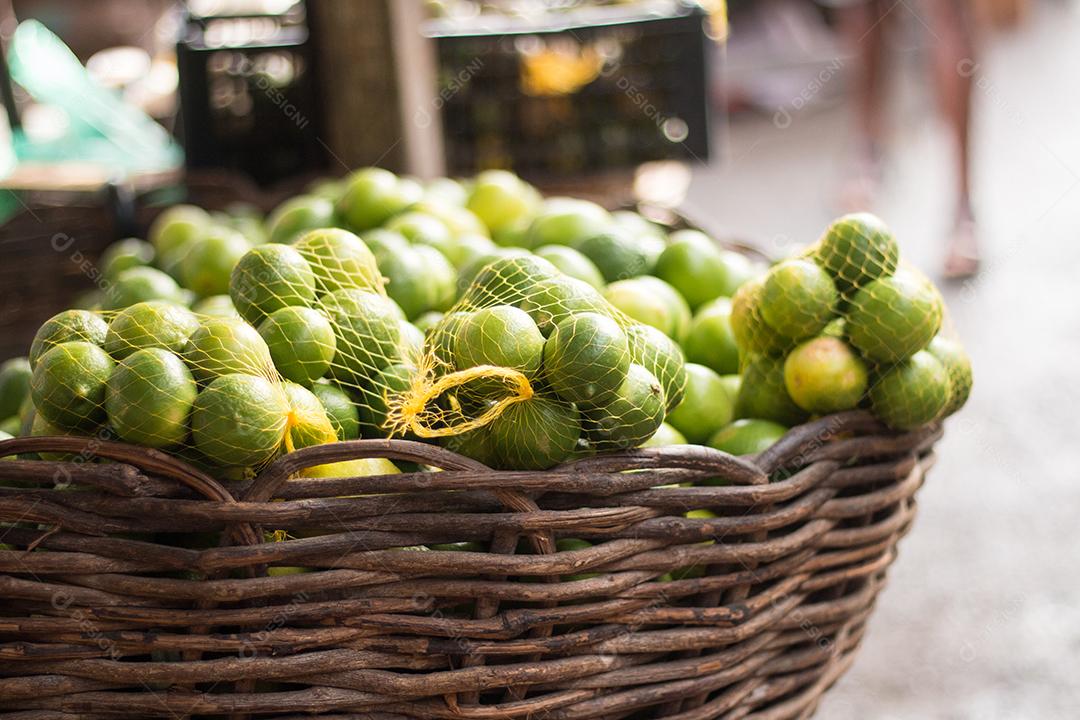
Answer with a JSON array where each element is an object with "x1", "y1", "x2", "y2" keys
[
  {"x1": 683, "y1": 297, "x2": 740, "y2": 375},
  {"x1": 266, "y1": 195, "x2": 335, "y2": 244},
  {"x1": 180, "y1": 227, "x2": 252, "y2": 298},
  {"x1": 415, "y1": 244, "x2": 458, "y2": 312},
  {"x1": 101, "y1": 238, "x2": 155, "y2": 281},
  {"x1": 812, "y1": 212, "x2": 899, "y2": 294},
  {"x1": 105, "y1": 266, "x2": 187, "y2": 310},
  {"x1": 462, "y1": 254, "x2": 560, "y2": 306},
  {"x1": 730, "y1": 275, "x2": 793, "y2": 357},
  {"x1": 760, "y1": 259, "x2": 838, "y2": 340},
  {"x1": 604, "y1": 276, "x2": 691, "y2": 342},
  {"x1": 926, "y1": 335, "x2": 973, "y2": 417},
  {"x1": 425, "y1": 176, "x2": 467, "y2": 206},
  {"x1": 307, "y1": 177, "x2": 344, "y2": 202},
  {"x1": 441, "y1": 425, "x2": 499, "y2": 466},
  {"x1": 543, "y1": 312, "x2": 630, "y2": 408},
  {"x1": 642, "y1": 421, "x2": 687, "y2": 448},
  {"x1": 0, "y1": 358, "x2": 32, "y2": 419},
  {"x1": 294, "y1": 228, "x2": 382, "y2": 296},
  {"x1": 582, "y1": 363, "x2": 666, "y2": 450},
  {"x1": 846, "y1": 267, "x2": 944, "y2": 363},
  {"x1": 363, "y1": 229, "x2": 432, "y2": 319},
  {"x1": 335, "y1": 167, "x2": 423, "y2": 231},
  {"x1": 708, "y1": 419, "x2": 788, "y2": 456},
  {"x1": 386, "y1": 211, "x2": 454, "y2": 253},
  {"x1": 454, "y1": 306, "x2": 545, "y2": 377},
  {"x1": 398, "y1": 320, "x2": 425, "y2": 363},
  {"x1": 30, "y1": 310, "x2": 109, "y2": 368},
  {"x1": 578, "y1": 228, "x2": 662, "y2": 282},
  {"x1": 735, "y1": 355, "x2": 808, "y2": 427},
  {"x1": 311, "y1": 381, "x2": 360, "y2": 440},
  {"x1": 303, "y1": 457, "x2": 399, "y2": 479},
  {"x1": 654, "y1": 230, "x2": 741, "y2": 309},
  {"x1": 456, "y1": 247, "x2": 533, "y2": 297},
  {"x1": 466, "y1": 169, "x2": 541, "y2": 235},
  {"x1": 356, "y1": 362, "x2": 414, "y2": 437},
  {"x1": 320, "y1": 289, "x2": 403, "y2": 388},
  {"x1": 784, "y1": 336, "x2": 868, "y2": 414},
  {"x1": 191, "y1": 373, "x2": 289, "y2": 467},
  {"x1": 184, "y1": 317, "x2": 274, "y2": 383},
  {"x1": 105, "y1": 348, "x2": 196, "y2": 448},
  {"x1": 229, "y1": 243, "x2": 317, "y2": 325},
  {"x1": 612, "y1": 210, "x2": 665, "y2": 241},
  {"x1": 534, "y1": 244, "x2": 606, "y2": 289},
  {"x1": 149, "y1": 204, "x2": 211, "y2": 259},
  {"x1": 258, "y1": 306, "x2": 336, "y2": 385},
  {"x1": 414, "y1": 311, "x2": 444, "y2": 334},
  {"x1": 518, "y1": 274, "x2": 608, "y2": 336},
  {"x1": 665, "y1": 362, "x2": 736, "y2": 445},
  {"x1": 31, "y1": 342, "x2": 115, "y2": 431},
  {"x1": 489, "y1": 396, "x2": 581, "y2": 470},
  {"x1": 412, "y1": 198, "x2": 489, "y2": 239},
  {"x1": 282, "y1": 382, "x2": 338, "y2": 450},
  {"x1": 104, "y1": 301, "x2": 198, "y2": 360},
  {"x1": 524, "y1": 197, "x2": 613, "y2": 249},
  {"x1": 626, "y1": 323, "x2": 687, "y2": 412},
  {"x1": 869, "y1": 350, "x2": 950, "y2": 430},
  {"x1": 191, "y1": 294, "x2": 239, "y2": 318},
  {"x1": 438, "y1": 233, "x2": 497, "y2": 271}
]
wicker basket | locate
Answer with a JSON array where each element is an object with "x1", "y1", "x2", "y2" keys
[{"x1": 0, "y1": 410, "x2": 939, "y2": 718}]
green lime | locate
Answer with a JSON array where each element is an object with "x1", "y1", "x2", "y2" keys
[
  {"x1": 577, "y1": 228, "x2": 662, "y2": 282},
  {"x1": 534, "y1": 244, "x2": 606, "y2": 289},
  {"x1": 31, "y1": 342, "x2": 115, "y2": 430},
  {"x1": 735, "y1": 355, "x2": 808, "y2": 427},
  {"x1": 191, "y1": 294, "x2": 239, "y2": 318},
  {"x1": 385, "y1": 211, "x2": 454, "y2": 254},
  {"x1": 683, "y1": 298, "x2": 739, "y2": 375},
  {"x1": 491, "y1": 220, "x2": 531, "y2": 248},
  {"x1": 30, "y1": 310, "x2": 109, "y2": 368},
  {"x1": 294, "y1": 228, "x2": 382, "y2": 297},
  {"x1": 707, "y1": 419, "x2": 787, "y2": 456},
  {"x1": 525, "y1": 198, "x2": 612, "y2": 249},
  {"x1": 0, "y1": 358, "x2": 32, "y2": 419},
  {"x1": 784, "y1": 336, "x2": 868, "y2": 414},
  {"x1": 582, "y1": 363, "x2": 665, "y2": 450},
  {"x1": 604, "y1": 276, "x2": 691, "y2": 342},
  {"x1": 846, "y1": 267, "x2": 943, "y2": 363},
  {"x1": 180, "y1": 227, "x2": 251, "y2": 298},
  {"x1": 869, "y1": 350, "x2": 950, "y2": 430},
  {"x1": 184, "y1": 317, "x2": 274, "y2": 383},
  {"x1": 105, "y1": 348, "x2": 196, "y2": 448},
  {"x1": 258, "y1": 306, "x2": 336, "y2": 385},
  {"x1": 414, "y1": 311, "x2": 444, "y2": 334},
  {"x1": 415, "y1": 244, "x2": 457, "y2": 312},
  {"x1": 612, "y1": 210, "x2": 665, "y2": 240},
  {"x1": 282, "y1": 382, "x2": 338, "y2": 450},
  {"x1": 760, "y1": 259, "x2": 838, "y2": 340},
  {"x1": 229, "y1": 244, "x2": 317, "y2": 325},
  {"x1": 31, "y1": 412, "x2": 84, "y2": 459},
  {"x1": 441, "y1": 425, "x2": 498, "y2": 466},
  {"x1": 425, "y1": 177, "x2": 467, "y2": 206},
  {"x1": 191, "y1": 373, "x2": 289, "y2": 467},
  {"x1": 101, "y1": 238, "x2": 155, "y2": 281},
  {"x1": 335, "y1": 167, "x2": 423, "y2": 231},
  {"x1": 356, "y1": 362, "x2": 414, "y2": 437},
  {"x1": 266, "y1": 195, "x2": 335, "y2": 244},
  {"x1": 361, "y1": 229, "x2": 426, "y2": 317},
  {"x1": 926, "y1": 335, "x2": 972, "y2": 417},
  {"x1": 399, "y1": 320, "x2": 425, "y2": 364},
  {"x1": 456, "y1": 247, "x2": 533, "y2": 297},
  {"x1": 104, "y1": 301, "x2": 199, "y2": 360},
  {"x1": 462, "y1": 254, "x2": 559, "y2": 306},
  {"x1": 666, "y1": 362, "x2": 736, "y2": 445},
  {"x1": 303, "y1": 457, "x2": 399, "y2": 479},
  {"x1": 454, "y1": 306, "x2": 544, "y2": 377},
  {"x1": 105, "y1": 267, "x2": 186, "y2": 310},
  {"x1": 489, "y1": 396, "x2": 581, "y2": 470},
  {"x1": 0, "y1": 421, "x2": 16, "y2": 439},
  {"x1": 149, "y1": 204, "x2": 211, "y2": 259},
  {"x1": 320, "y1": 289, "x2": 403, "y2": 388},
  {"x1": 654, "y1": 230, "x2": 747, "y2": 309},
  {"x1": 518, "y1": 275, "x2": 608, "y2": 336},
  {"x1": 543, "y1": 312, "x2": 630, "y2": 407},
  {"x1": 730, "y1": 275, "x2": 794, "y2": 357},
  {"x1": 812, "y1": 212, "x2": 899, "y2": 295},
  {"x1": 438, "y1": 233, "x2": 498, "y2": 271},
  {"x1": 311, "y1": 381, "x2": 360, "y2": 440},
  {"x1": 308, "y1": 177, "x2": 344, "y2": 202},
  {"x1": 413, "y1": 198, "x2": 489, "y2": 238},
  {"x1": 626, "y1": 323, "x2": 687, "y2": 412},
  {"x1": 642, "y1": 421, "x2": 687, "y2": 447},
  {"x1": 466, "y1": 170, "x2": 541, "y2": 235}
]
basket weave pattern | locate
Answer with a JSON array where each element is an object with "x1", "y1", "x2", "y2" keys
[{"x1": 0, "y1": 411, "x2": 939, "y2": 718}]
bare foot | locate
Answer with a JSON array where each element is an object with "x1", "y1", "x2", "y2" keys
[
  {"x1": 838, "y1": 148, "x2": 883, "y2": 213},
  {"x1": 944, "y1": 217, "x2": 980, "y2": 279}
]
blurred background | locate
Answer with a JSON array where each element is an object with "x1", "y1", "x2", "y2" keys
[{"x1": 0, "y1": 0, "x2": 1077, "y2": 716}]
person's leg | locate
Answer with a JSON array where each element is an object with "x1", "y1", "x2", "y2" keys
[{"x1": 923, "y1": 0, "x2": 979, "y2": 277}]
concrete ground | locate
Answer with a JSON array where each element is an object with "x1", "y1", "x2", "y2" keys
[{"x1": 684, "y1": 2, "x2": 1080, "y2": 718}]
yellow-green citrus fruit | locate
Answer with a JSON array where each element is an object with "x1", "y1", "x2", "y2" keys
[
  {"x1": 626, "y1": 323, "x2": 688, "y2": 412},
  {"x1": 104, "y1": 301, "x2": 199, "y2": 359},
  {"x1": 386, "y1": 211, "x2": 454, "y2": 255},
  {"x1": 105, "y1": 348, "x2": 196, "y2": 448},
  {"x1": 642, "y1": 421, "x2": 687, "y2": 447},
  {"x1": 783, "y1": 336, "x2": 868, "y2": 414},
  {"x1": 425, "y1": 176, "x2": 467, "y2": 205},
  {"x1": 666, "y1": 362, "x2": 736, "y2": 445},
  {"x1": 320, "y1": 289, "x2": 403, "y2": 387},
  {"x1": 441, "y1": 425, "x2": 499, "y2": 467},
  {"x1": 534, "y1": 244, "x2": 606, "y2": 289},
  {"x1": 454, "y1": 306, "x2": 545, "y2": 377},
  {"x1": 760, "y1": 259, "x2": 838, "y2": 340},
  {"x1": 735, "y1": 355, "x2": 809, "y2": 427},
  {"x1": 414, "y1": 311, "x2": 444, "y2": 334},
  {"x1": 518, "y1": 275, "x2": 608, "y2": 336},
  {"x1": 335, "y1": 167, "x2": 423, "y2": 231},
  {"x1": 413, "y1": 198, "x2": 489, "y2": 238},
  {"x1": 229, "y1": 243, "x2": 317, "y2": 325},
  {"x1": 730, "y1": 275, "x2": 793, "y2": 357},
  {"x1": 31, "y1": 341, "x2": 115, "y2": 431},
  {"x1": 489, "y1": 396, "x2": 581, "y2": 470},
  {"x1": 399, "y1": 320, "x2": 425, "y2": 364},
  {"x1": 604, "y1": 276, "x2": 691, "y2": 342},
  {"x1": 582, "y1": 363, "x2": 666, "y2": 450},
  {"x1": 926, "y1": 335, "x2": 973, "y2": 417},
  {"x1": 311, "y1": 381, "x2": 360, "y2": 441},
  {"x1": 191, "y1": 294, "x2": 239, "y2": 318},
  {"x1": 524, "y1": 197, "x2": 612, "y2": 249},
  {"x1": 414, "y1": 244, "x2": 457, "y2": 312},
  {"x1": 282, "y1": 382, "x2": 337, "y2": 450},
  {"x1": 258, "y1": 306, "x2": 336, "y2": 385},
  {"x1": 191, "y1": 373, "x2": 289, "y2": 467},
  {"x1": 364, "y1": 229, "x2": 432, "y2": 319},
  {"x1": 613, "y1": 210, "x2": 665, "y2": 240},
  {"x1": 180, "y1": 227, "x2": 252, "y2": 298},
  {"x1": 266, "y1": 195, "x2": 335, "y2": 244},
  {"x1": 439, "y1": 233, "x2": 498, "y2": 271},
  {"x1": 456, "y1": 247, "x2": 532, "y2": 297},
  {"x1": 30, "y1": 310, "x2": 108, "y2": 368},
  {"x1": 812, "y1": 212, "x2": 899, "y2": 294},
  {"x1": 149, "y1": 204, "x2": 211, "y2": 258},
  {"x1": 654, "y1": 230, "x2": 750, "y2": 308},
  {"x1": 105, "y1": 266, "x2": 186, "y2": 310},
  {"x1": 0, "y1": 358, "x2": 32, "y2": 419},
  {"x1": 543, "y1": 312, "x2": 630, "y2": 407},
  {"x1": 356, "y1": 362, "x2": 414, "y2": 437},
  {"x1": 577, "y1": 228, "x2": 663, "y2": 282},
  {"x1": 868, "y1": 350, "x2": 950, "y2": 430},
  {"x1": 463, "y1": 254, "x2": 560, "y2": 306},
  {"x1": 466, "y1": 169, "x2": 541, "y2": 235},
  {"x1": 294, "y1": 228, "x2": 382, "y2": 296},
  {"x1": 303, "y1": 457, "x2": 399, "y2": 479},
  {"x1": 846, "y1": 267, "x2": 944, "y2": 363},
  {"x1": 683, "y1": 297, "x2": 740, "y2": 375},
  {"x1": 708, "y1": 418, "x2": 788, "y2": 456},
  {"x1": 101, "y1": 238, "x2": 156, "y2": 281},
  {"x1": 184, "y1": 317, "x2": 274, "y2": 383}
]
